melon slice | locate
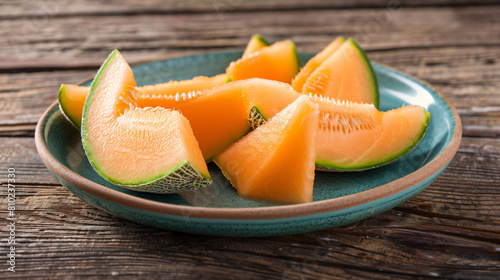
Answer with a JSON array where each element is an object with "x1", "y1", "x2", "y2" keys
[
  {"x1": 214, "y1": 95, "x2": 319, "y2": 204},
  {"x1": 242, "y1": 34, "x2": 269, "y2": 58},
  {"x1": 311, "y1": 94, "x2": 430, "y2": 171},
  {"x1": 81, "y1": 50, "x2": 211, "y2": 193},
  {"x1": 241, "y1": 84, "x2": 430, "y2": 171},
  {"x1": 292, "y1": 37, "x2": 344, "y2": 93},
  {"x1": 59, "y1": 74, "x2": 227, "y2": 128},
  {"x1": 302, "y1": 38, "x2": 379, "y2": 107},
  {"x1": 226, "y1": 40, "x2": 300, "y2": 84},
  {"x1": 59, "y1": 84, "x2": 90, "y2": 128},
  {"x1": 136, "y1": 82, "x2": 252, "y2": 161}
]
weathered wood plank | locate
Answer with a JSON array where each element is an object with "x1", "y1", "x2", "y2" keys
[
  {"x1": 1, "y1": 6, "x2": 500, "y2": 71},
  {"x1": 1, "y1": 0, "x2": 499, "y2": 20},
  {"x1": 0, "y1": 70, "x2": 94, "y2": 128}
]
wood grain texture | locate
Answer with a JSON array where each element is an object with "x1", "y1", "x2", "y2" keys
[
  {"x1": 2, "y1": 0, "x2": 499, "y2": 19},
  {"x1": 2, "y1": 5, "x2": 500, "y2": 71},
  {"x1": 0, "y1": 0, "x2": 499, "y2": 279}
]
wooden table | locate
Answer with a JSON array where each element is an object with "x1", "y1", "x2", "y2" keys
[{"x1": 1, "y1": 1, "x2": 499, "y2": 279}]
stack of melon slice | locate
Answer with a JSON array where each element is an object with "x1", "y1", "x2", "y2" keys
[{"x1": 59, "y1": 35, "x2": 430, "y2": 204}]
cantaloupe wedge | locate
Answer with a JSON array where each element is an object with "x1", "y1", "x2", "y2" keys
[
  {"x1": 59, "y1": 74, "x2": 228, "y2": 128},
  {"x1": 312, "y1": 94, "x2": 429, "y2": 170},
  {"x1": 242, "y1": 84, "x2": 430, "y2": 171},
  {"x1": 302, "y1": 38, "x2": 379, "y2": 107},
  {"x1": 292, "y1": 37, "x2": 344, "y2": 94},
  {"x1": 136, "y1": 82, "x2": 251, "y2": 161},
  {"x1": 214, "y1": 96, "x2": 319, "y2": 204},
  {"x1": 81, "y1": 50, "x2": 211, "y2": 193},
  {"x1": 226, "y1": 40, "x2": 300, "y2": 84},
  {"x1": 59, "y1": 84, "x2": 90, "y2": 128},
  {"x1": 242, "y1": 34, "x2": 269, "y2": 58}
]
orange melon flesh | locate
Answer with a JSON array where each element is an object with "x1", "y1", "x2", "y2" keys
[
  {"x1": 214, "y1": 95, "x2": 319, "y2": 204},
  {"x1": 242, "y1": 34, "x2": 269, "y2": 58},
  {"x1": 312, "y1": 95, "x2": 430, "y2": 170},
  {"x1": 81, "y1": 50, "x2": 210, "y2": 192},
  {"x1": 226, "y1": 40, "x2": 300, "y2": 84},
  {"x1": 59, "y1": 84, "x2": 90, "y2": 128},
  {"x1": 59, "y1": 78, "x2": 300, "y2": 162},
  {"x1": 136, "y1": 82, "x2": 252, "y2": 161},
  {"x1": 239, "y1": 78, "x2": 300, "y2": 118},
  {"x1": 59, "y1": 74, "x2": 227, "y2": 129},
  {"x1": 292, "y1": 37, "x2": 344, "y2": 93},
  {"x1": 137, "y1": 74, "x2": 227, "y2": 97},
  {"x1": 302, "y1": 38, "x2": 379, "y2": 107}
]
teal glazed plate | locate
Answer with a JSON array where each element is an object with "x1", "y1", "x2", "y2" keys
[{"x1": 35, "y1": 52, "x2": 462, "y2": 237}]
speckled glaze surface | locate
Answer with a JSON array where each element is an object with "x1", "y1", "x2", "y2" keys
[{"x1": 35, "y1": 52, "x2": 462, "y2": 237}]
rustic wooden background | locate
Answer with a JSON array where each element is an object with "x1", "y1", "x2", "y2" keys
[{"x1": 1, "y1": 0, "x2": 499, "y2": 279}]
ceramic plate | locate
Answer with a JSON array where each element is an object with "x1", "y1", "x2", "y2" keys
[{"x1": 35, "y1": 52, "x2": 461, "y2": 237}]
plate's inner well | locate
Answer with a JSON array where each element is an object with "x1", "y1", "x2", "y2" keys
[{"x1": 44, "y1": 53, "x2": 454, "y2": 208}]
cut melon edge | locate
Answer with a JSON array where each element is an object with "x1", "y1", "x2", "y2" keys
[
  {"x1": 347, "y1": 38, "x2": 380, "y2": 108},
  {"x1": 315, "y1": 110, "x2": 430, "y2": 171},
  {"x1": 288, "y1": 39, "x2": 302, "y2": 75},
  {"x1": 252, "y1": 34, "x2": 269, "y2": 47},
  {"x1": 81, "y1": 49, "x2": 119, "y2": 171},
  {"x1": 58, "y1": 84, "x2": 80, "y2": 129}
]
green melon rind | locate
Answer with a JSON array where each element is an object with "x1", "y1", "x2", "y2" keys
[
  {"x1": 315, "y1": 110, "x2": 431, "y2": 171},
  {"x1": 111, "y1": 161, "x2": 211, "y2": 194},
  {"x1": 81, "y1": 50, "x2": 211, "y2": 190},
  {"x1": 224, "y1": 76, "x2": 232, "y2": 83},
  {"x1": 347, "y1": 38, "x2": 380, "y2": 109},
  {"x1": 58, "y1": 84, "x2": 80, "y2": 129},
  {"x1": 81, "y1": 49, "x2": 119, "y2": 185},
  {"x1": 252, "y1": 34, "x2": 270, "y2": 47},
  {"x1": 287, "y1": 39, "x2": 302, "y2": 75},
  {"x1": 242, "y1": 35, "x2": 269, "y2": 58},
  {"x1": 248, "y1": 106, "x2": 267, "y2": 130}
]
